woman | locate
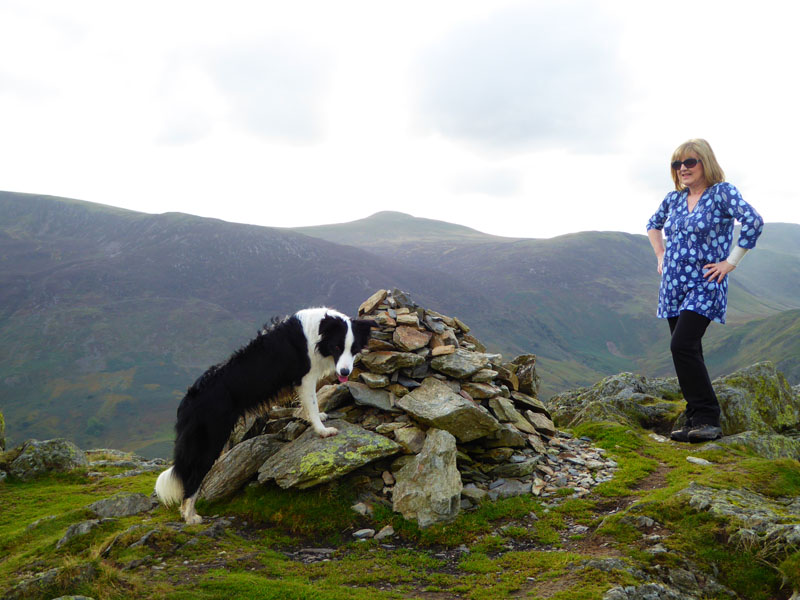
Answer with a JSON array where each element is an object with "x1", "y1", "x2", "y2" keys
[{"x1": 647, "y1": 139, "x2": 763, "y2": 443}]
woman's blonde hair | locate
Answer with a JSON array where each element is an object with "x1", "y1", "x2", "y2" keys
[{"x1": 670, "y1": 138, "x2": 726, "y2": 191}]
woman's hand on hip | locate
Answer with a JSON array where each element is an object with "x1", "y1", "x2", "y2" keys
[{"x1": 703, "y1": 260, "x2": 735, "y2": 283}]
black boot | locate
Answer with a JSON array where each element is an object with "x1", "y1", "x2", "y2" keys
[
  {"x1": 670, "y1": 423, "x2": 693, "y2": 442},
  {"x1": 688, "y1": 424, "x2": 723, "y2": 443}
]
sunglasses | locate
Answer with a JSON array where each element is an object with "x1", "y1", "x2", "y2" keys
[{"x1": 671, "y1": 158, "x2": 701, "y2": 170}]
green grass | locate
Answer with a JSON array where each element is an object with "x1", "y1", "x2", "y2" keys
[
  {"x1": 209, "y1": 478, "x2": 361, "y2": 542},
  {"x1": 176, "y1": 569, "x2": 406, "y2": 600},
  {"x1": 370, "y1": 492, "x2": 551, "y2": 548},
  {"x1": 3, "y1": 418, "x2": 800, "y2": 599},
  {"x1": 653, "y1": 501, "x2": 780, "y2": 599}
]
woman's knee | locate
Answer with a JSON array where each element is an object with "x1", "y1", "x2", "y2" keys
[{"x1": 670, "y1": 334, "x2": 699, "y2": 357}]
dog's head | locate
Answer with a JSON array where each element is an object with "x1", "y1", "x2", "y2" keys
[{"x1": 317, "y1": 313, "x2": 376, "y2": 382}]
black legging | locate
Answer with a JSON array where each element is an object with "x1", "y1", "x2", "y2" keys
[{"x1": 668, "y1": 310, "x2": 720, "y2": 427}]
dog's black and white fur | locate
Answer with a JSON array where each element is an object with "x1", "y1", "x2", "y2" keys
[{"x1": 155, "y1": 307, "x2": 374, "y2": 524}]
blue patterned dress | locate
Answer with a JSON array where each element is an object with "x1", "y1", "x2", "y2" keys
[{"x1": 646, "y1": 182, "x2": 763, "y2": 324}]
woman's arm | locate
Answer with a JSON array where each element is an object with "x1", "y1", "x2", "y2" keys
[
  {"x1": 703, "y1": 244, "x2": 750, "y2": 283},
  {"x1": 703, "y1": 183, "x2": 762, "y2": 283},
  {"x1": 647, "y1": 228, "x2": 665, "y2": 274},
  {"x1": 646, "y1": 192, "x2": 672, "y2": 275}
]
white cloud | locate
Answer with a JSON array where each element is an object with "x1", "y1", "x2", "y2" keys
[
  {"x1": 451, "y1": 168, "x2": 522, "y2": 197},
  {"x1": 414, "y1": 1, "x2": 627, "y2": 153},
  {"x1": 206, "y1": 38, "x2": 331, "y2": 143}
]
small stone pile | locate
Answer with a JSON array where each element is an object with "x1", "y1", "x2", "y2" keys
[{"x1": 346, "y1": 289, "x2": 617, "y2": 522}]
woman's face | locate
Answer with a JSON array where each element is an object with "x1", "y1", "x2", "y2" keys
[{"x1": 676, "y1": 152, "x2": 706, "y2": 190}]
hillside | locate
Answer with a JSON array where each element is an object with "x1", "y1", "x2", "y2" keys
[
  {"x1": 1, "y1": 192, "x2": 798, "y2": 456},
  {"x1": 0, "y1": 193, "x2": 504, "y2": 455}
]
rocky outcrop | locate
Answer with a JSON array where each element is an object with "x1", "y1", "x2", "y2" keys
[
  {"x1": 548, "y1": 373, "x2": 684, "y2": 433},
  {"x1": 6, "y1": 439, "x2": 88, "y2": 481},
  {"x1": 88, "y1": 493, "x2": 158, "y2": 518},
  {"x1": 547, "y1": 362, "x2": 800, "y2": 459},
  {"x1": 679, "y1": 482, "x2": 800, "y2": 564},
  {"x1": 4, "y1": 563, "x2": 98, "y2": 599},
  {"x1": 56, "y1": 519, "x2": 110, "y2": 549},
  {"x1": 603, "y1": 583, "x2": 691, "y2": 600},
  {"x1": 713, "y1": 362, "x2": 800, "y2": 435},
  {"x1": 715, "y1": 430, "x2": 800, "y2": 460}
]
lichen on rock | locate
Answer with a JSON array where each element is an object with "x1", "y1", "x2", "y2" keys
[
  {"x1": 257, "y1": 420, "x2": 401, "y2": 489},
  {"x1": 8, "y1": 438, "x2": 88, "y2": 481}
]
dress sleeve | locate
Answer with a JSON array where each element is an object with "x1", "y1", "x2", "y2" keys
[
  {"x1": 646, "y1": 192, "x2": 673, "y2": 231},
  {"x1": 716, "y1": 183, "x2": 764, "y2": 249}
]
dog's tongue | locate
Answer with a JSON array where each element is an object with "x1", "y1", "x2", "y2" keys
[{"x1": 338, "y1": 375, "x2": 348, "y2": 383}]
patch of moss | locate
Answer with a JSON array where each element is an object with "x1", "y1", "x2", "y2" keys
[
  {"x1": 180, "y1": 568, "x2": 403, "y2": 600},
  {"x1": 737, "y1": 458, "x2": 800, "y2": 498},
  {"x1": 654, "y1": 497, "x2": 785, "y2": 599},
  {"x1": 778, "y1": 551, "x2": 800, "y2": 590},
  {"x1": 212, "y1": 479, "x2": 360, "y2": 542},
  {"x1": 372, "y1": 493, "x2": 543, "y2": 547}
]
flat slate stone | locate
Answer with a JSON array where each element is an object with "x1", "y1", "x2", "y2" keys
[
  {"x1": 258, "y1": 420, "x2": 401, "y2": 489},
  {"x1": 88, "y1": 493, "x2": 157, "y2": 518},
  {"x1": 393, "y1": 326, "x2": 432, "y2": 351},
  {"x1": 346, "y1": 381, "x2": 396, "y2": 412},
  {"x1": 396, "y1": 377, "x2": 500, "y2": 443},
  {"x1": 358, "y1": 351, "x2": 426, "y2": 374},
  {"x1": 430, "y1": 349, "x2": 491, "y2": 379}
]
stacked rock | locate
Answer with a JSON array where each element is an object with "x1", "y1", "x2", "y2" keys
[
  {"x1": 342, "y1": 290, "x2": 615, "y2": 515},
  {"x1": 351, "y1": 289, "x2": 551, "y2": 463}
]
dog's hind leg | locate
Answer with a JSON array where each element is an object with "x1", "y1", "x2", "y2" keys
[
  {"x1": 298, "y1": 376, "x2": 338, "y2": 437},
  {"x1": 180, "y1": 493, "x2": 203, "y2": 525}
]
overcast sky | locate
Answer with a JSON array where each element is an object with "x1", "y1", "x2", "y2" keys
[{"x1": 1, "y1": 0, "x2": 798, "y2": 239}]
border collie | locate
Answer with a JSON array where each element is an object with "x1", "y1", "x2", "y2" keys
[{"x1": 155, "y1": 308, "x2": 374, "y2": 524}]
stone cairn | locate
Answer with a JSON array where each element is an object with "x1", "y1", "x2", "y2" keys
[{"x1": 201, "y1": 289, "x2": 618, "y2": 531}]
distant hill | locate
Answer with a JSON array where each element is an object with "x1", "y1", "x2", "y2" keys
[
  {"x1": 297, "y1": 211, "x2": 800, "y2": 379},
  {"x1": 295, "y1": 211, "x2": 521, "y2": 246},
  {"x1": 1, "y1": 192, "x2": 798, "y2": 456}
]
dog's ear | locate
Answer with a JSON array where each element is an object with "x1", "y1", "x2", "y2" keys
[
  {"x1": 317, "y1": 314, "x2": 347, "y2": 357},
  {"x1": 319, "y1": 314, "x2": 343, "y2": 337},
  {"x1": 352, "y1": 318, "x2": 377, "y2": 331},
  {"x1": 351, "y1": 318, "x2": 376, "y2": 347}
]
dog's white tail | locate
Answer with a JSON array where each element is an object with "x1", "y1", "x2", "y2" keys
[{"x1": 154, "y1": 466, "x2": 184, "y2": 507}]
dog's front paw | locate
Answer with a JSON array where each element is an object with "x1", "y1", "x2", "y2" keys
[
  {"x1": 318, "y1": 411, "x2": 328, "y2": 422},
  {"x1": 316, "y1": 426, "x2": 338, "y2": 438},
  {"x1": 185, "y1": 514, "x2": 203, "y2": 525}
]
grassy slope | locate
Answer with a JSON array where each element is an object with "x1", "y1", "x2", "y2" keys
[{"x1": 2, "y1": 425, "x2": 799, "y2": 599}]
